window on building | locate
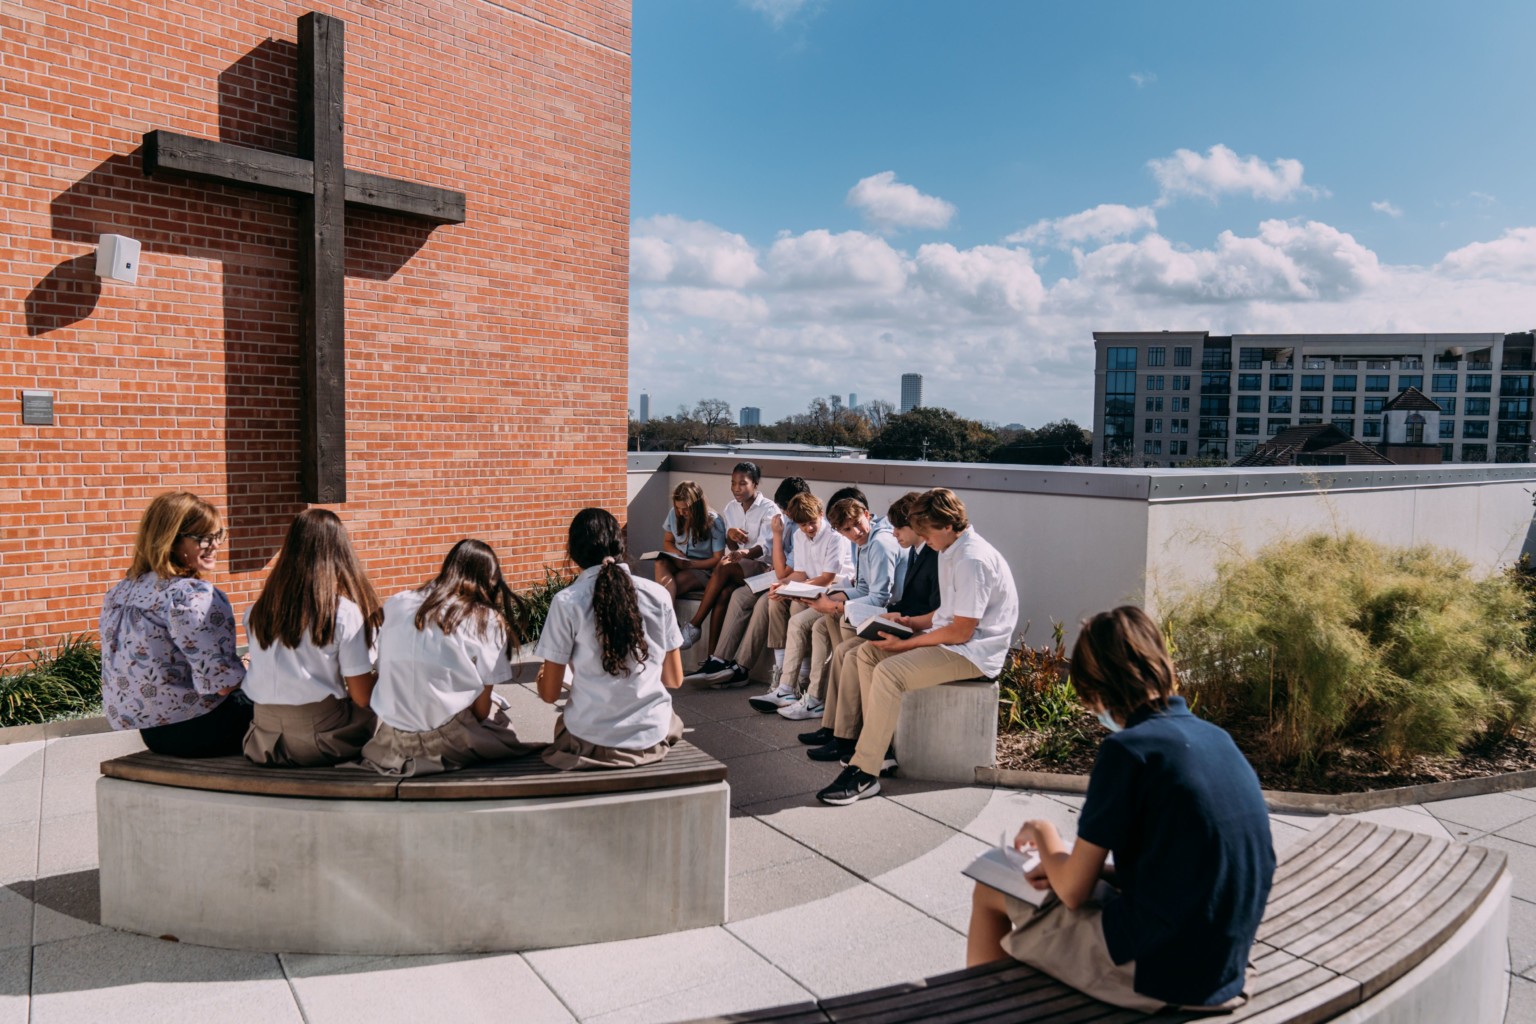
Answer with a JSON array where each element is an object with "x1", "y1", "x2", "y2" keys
[
  {"x1": 1399, "y1": 375, "x2": 1423, "y2": 390},
  {"x1": 1197, "y1": 440, "x2": 1228, "y2": 460},
  {"x1": 1175, "y1": 396, "x2": 1191, "y2": 412},
  {"x1": 1332, "y1": 419, "x2": 1356, "y2": 435},
  {"x1": 1331, "y1": 397, "x2": 1356, "y2": 415},
  {"x1": 1145, "y1": 418, "x2": 1163, "y2": 433},
  {"x1": 1107, "y1": 347, "x2": 1138, "y2": 370},
  {"x1": 1202, "y1": 347, "x2": 1231, "y2": 370},
  {"x1": 1500, "y1": 397, "x2": 1531, "y2": 419},
  {"x1": 1467, "y1": 374, "x2": 1492, "y2": 392},
  {"x1": 1237, "y1": 395, "x2": 1259, "y2": 413},
  {"x1": 1236, "y1": 418, "x2": 1259, "y2": 435},
  {"x1": 1237, "y1": 374, "x2": 1261, "y2": 391},
  {"x1": 1463, "y1": 443, "x2": 1488, "y2": 462},
  {"x1": 1173, "y1": 347, "x2": 1192, "y2": 367},
  {"x1": 1103, "y1": 365, "x2": 1137, "y2": 455},
  {"x1": 1440, "y1": 443, "x2": 1455, "y2": 461},
  {"x1": 1147, "y1": 346, "x2": 1166, "y2": 367},
  {"x1": 1269, "y1": 396, "x2": 1292, "y2": 414},
  {"x1": 1431, "y1": 374, "x2": 1458, "y2": 393},
  {"x1": 1143, "y1": 374, "x2": 1162, "y2": 390},
  {"x1": 1364, "y1": 398, "x2": 1386, "y2": 414},
  {"x1": 1362, "y1": 420, "x2": 1382, "y2": 438},
  {"x1": 1199, "y1": 419, "x2": 1228, "y2": 438},
  {"x1": 1201, "y1": 373, "x2": 1231, "y2": 394},
  {"x1": 1502, "y1": 375, "x2": 1533, "y2": 396},
  {"x1": 1145, "y1": 396, "x2": 1164, "y2": 412},
  {"x1": 1461, "y1": 397, "x2": 1487, "y2": 416},
  {"x1": 1405, "y1": 413, "x2": 1425, "y2": 443},
  {"x1": 1464, "y1": 420, "x2": 1489, "y2": 438},
  {"x1": 1300, "y1": 396, "x2": 1323, "y2": 415},
  {"x1": 1172, "y1": 375, "x2": 1191, "y2": 390},
  {"x1": 1144, "y1": 440, "x2": 1162, "y2": 455},
  {"x1": 1301, "y1": 374, "x2": 1325, "y2": 391},
  {"x1": 1267, "y1": 419, "x2": 1291, "y2": 435},
  {"x1": 1200, "y1": 396, "x2": 1230, "y2": 417},
  {"x1": 1234, "y1": 440, "x2": 1257, "y2": 457},
  {"x1": 1270, "y1": 374, "x2": 1293, "y2": 391},
  {"x1": 1239, "y1": 347, "x2": 1263, "y2": 369},
  {"x1": 1364, "y1": 375, "x2": 1390, "y2": 392},
  {"x1": 1498, "y1": 422, "x2": 1531, "y2": 444},
  {"x1": 1438, "y1": 397, "x2": 1456, "y2": 415},
  {"x1": 1439, "y1": 419, "x2": 1455, "y2": 439},
  {"x1": 1333, "y1": 375, "x2": 1357, "y2": 391},
  {"x1": 1169, "y1": 418, "x2": 1190, "y2": 434},
  {"x1": 1298, "y1": 417, "x2": 1323, "y2": 426},
  {"x1": 1169, "y1": 440, "x2": 1188, "y2": 455}
]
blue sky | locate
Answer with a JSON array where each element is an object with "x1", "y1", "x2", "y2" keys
[{"x1": 629, "y1": 1, "x2": 1536, "y2": 427}]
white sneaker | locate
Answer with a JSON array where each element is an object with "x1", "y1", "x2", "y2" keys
[
  {"x1": 679, "y1": 622, "x2": 701, "y2": 650},
  {"x1": 748, "y1": 683, "x2": 799, "y2": 713},
  {"x1": 777, "y1": 692, "x2": 825, "y2": 721}
]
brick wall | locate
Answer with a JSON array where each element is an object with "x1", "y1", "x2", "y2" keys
[{"x1": 0, "y1": 0, "x2": 630, "y2": 654}]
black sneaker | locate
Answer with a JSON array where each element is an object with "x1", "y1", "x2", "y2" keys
[
  {"x1": 707, "y1": 662, "x2": 751, "y2": 689},
  {"x1": 685, "y1": 656, "x2": 730, "y2": 683},
  {"x1": 816, "y1": 765, "x2": 880, "y2": 806},
  {"x1": 807, "y1": 738, "x2": 852, "y2": 762},
  {"x1": 797, "y1": 726, "x2": 834, "y2": 746},
  {"x1": 880, "y1": 744, "x2": 899, "y2": 777}
]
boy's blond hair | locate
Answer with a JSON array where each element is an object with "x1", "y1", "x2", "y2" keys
[
  {"x1": 784, "y1": 492, "x2": 823, "y2": 526},
  {"x1": 909, "y1": 487, "x2": 969, "y2": 532}
]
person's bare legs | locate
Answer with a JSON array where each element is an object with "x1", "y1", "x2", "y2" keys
[
  {"x1": 967, "y1": 883, "x2": 1015, "y2": 967},
  {"x1": 654, "y1": 561, "x2": 709, "y2": 600},
  {"x1": 690, "y1": 561, "x2": 745, "y2": 628}
]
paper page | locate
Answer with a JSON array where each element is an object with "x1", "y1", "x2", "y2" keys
[
  {"x1": 745, "y1": 570, "x2": 778, "y2": 593},
  {"x1": 843, "y1": 598, "x2": 885, "y2": 629},
  {"x1": 775, "y1": 581, "x2": 826, "y2": 600}
]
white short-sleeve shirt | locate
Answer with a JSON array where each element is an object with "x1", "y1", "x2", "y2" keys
[
  {"x1": 723, "y1": 492, "x2": 780, "y2": 561},
  {"x1": 534, "y1": 563, "x2": 680, "y2": 750},
  {"x1": 791, "y1": 518, "x2": 854, "y2": 582},
  {"x1": 931, "y1": 528, "x2": 1019, "y2": 679},
  {"x1": 370, "y1": 589, "x2": 514, "y2": 732},
  {"x1": 241, "y1": 597, "x2": 374, "y2": 706}
]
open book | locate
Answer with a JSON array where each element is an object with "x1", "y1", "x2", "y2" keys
[
  {"x1": 844, "y1": 598, "x2": 913, "y2": 641},
  {"x1": 638, "y1": 550, "x2": 689, "y2": 562},
  {"x1": 963, "y1": 840, "x2": 1115, "y2": 907},
  {"x1": 745, "y1": 570, "x2": 778, "y2": 594},
  {"x1": 856, "y1": 616, "x2": 913, "y2": 641},
  {"x1": 774, "y1": 580, "x2": 829, "y2": 600}
]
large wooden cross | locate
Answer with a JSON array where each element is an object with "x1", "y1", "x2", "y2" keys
[{"x1": 142, "y1": 12, "x2": 466, "y2": 504}]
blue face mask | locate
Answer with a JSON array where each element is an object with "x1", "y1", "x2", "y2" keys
[{"x1": 1096, "y1": 709, "x2": 1123, "y2": 733}]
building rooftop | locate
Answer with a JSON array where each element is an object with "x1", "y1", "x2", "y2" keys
[
  {"x1": 1382, "y1": 386, "x2": 1444, "y2": 413},
  {"x1": 1232, "y1": 424, "x2": 1396, "y2": 468}
]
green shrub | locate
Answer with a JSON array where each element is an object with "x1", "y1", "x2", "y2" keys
[
  {"x1": 509, "y1": 567, "x2": 574, "y2": 646},
  {"x1": 1169, "y1": 532, "x2": 1536, "y2": 765},
  {"x1": 0, "y1": 634, "x2": 103, "y2": 728},
  {"x1": 997, "y1": 622, "x2": 1097, "y2": 763}
]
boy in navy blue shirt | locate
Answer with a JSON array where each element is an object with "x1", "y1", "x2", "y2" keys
[{"x1": 966, "y1": 606, "x2": 1274, "y2": 1012}]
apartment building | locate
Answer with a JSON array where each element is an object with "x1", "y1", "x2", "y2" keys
[{"x1": 1091, "y1": 332, "x2": 1536, "y2": 466}]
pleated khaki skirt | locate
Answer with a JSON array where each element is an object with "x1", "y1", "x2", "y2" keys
[
  {"x1": 243, "y1": 695, "x2": 377, "y2": 768},
  {"x1": 360, "y1": 703, "x2": 538, "y2": 777},
  {"x1": 541, "y1": 711, "x2": 684, "y2": 771}
]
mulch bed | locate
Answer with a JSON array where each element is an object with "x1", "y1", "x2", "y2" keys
[{"x1": 997, "y1": 719, "x2": 1536, "y2": 794}]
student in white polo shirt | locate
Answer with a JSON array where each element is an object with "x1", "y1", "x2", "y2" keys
[
  {"x1": 749, "y1": 491, "x2": 854, "y2": 712},
  {"x1": 361, "y1": 540, "x2": 536, "y2": 776},
  {"x1": 680, "y1": 462, "x2": 779, "y2": 650},
  {"x1": 817, "y1": 488, "x2": 1018, "y2": 806},
  {"x1": 242, "y1": 509, "x2": 382, "y2": 767},
  {"x1": 536, "y1": 507, "x2": 685, "y2": 769}
]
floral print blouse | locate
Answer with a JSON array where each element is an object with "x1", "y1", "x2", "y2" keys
[{"x1": 100, "y1": 573, "x2": 246, "y2": 730}]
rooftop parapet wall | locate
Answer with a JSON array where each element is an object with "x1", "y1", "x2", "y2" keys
[{"x1": 628, "y1": 455, "x2": 1536, "y2": 646}]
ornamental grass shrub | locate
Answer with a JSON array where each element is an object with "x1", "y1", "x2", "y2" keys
[
  {"x1": 0, "y1": 634, "x2": 103, "y2": 728},
  {"x1": 997, "y1": 622, "x2": 1099, "y2": 763},
  {"x1": 1168, "y1": 532, "x2": 1536, "y2": 766}
]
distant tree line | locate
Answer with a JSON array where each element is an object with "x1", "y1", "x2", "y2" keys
[{"x1": 628, "y1": 396, "x2": 1095, "y2": 466}]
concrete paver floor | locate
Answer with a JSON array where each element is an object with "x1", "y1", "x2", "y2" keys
[{"x1": 1, "y1": 683, "x2": 1531, "y2": 1023}]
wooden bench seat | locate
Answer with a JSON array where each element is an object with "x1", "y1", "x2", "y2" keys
[
  {"x1": 100, "y1": 740, "x2": 727, "y2": 800},
  {"x1": 683, "y1": 817, "x2": 1510, "y2": 1024},
  {"x1": 96, "y1": 741, "x2": 730, "y2": 955}
]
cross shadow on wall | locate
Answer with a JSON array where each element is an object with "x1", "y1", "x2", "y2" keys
[{"x1": 38, "y1": 39, "x2": 436, "y2": 572}]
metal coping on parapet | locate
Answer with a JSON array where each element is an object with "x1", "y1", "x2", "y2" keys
[{"x1": 635, "y1": 452, "x2": 1536, "y2": 502}]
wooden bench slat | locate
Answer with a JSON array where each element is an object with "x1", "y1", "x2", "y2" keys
[
  {"x1": 683, "y1": 1003, "x2": 829, "y2": 1023},
  {"x1": 1337, "y1": 846, "x2": 1506, "y2": 999},
  {"x1": 100, "y1": 741, "x2": 727, "y2": 801},
  {"x1": 1266, "y1": 818, "x2": 1372, "y2": 896},
  {"x1": 1261, "y1": 822, "x2": 1402, "y2": 919},
  {"x1": 1258, "y1": 829, "x2": 1433, "y2": 942}
]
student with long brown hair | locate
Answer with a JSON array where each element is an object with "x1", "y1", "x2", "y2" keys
[
  {"x1": 361, "y1": 539, "x2": 535, "y2": 776},
  {"x1": 101, "y1": 491, "x2": 248, "y2": 756},
  {"x1": 966, "y1": 606, "x2": 1273, "y2": 1013},
  {"x1": 653, "y1": 479, "x2": 726, "y2": 599},
  {"x1": 241, "y1": 509, "x2": 383, "y2": 767},
  {"x1": 536, "y1": 508, "x2": 685, "y2": 769}
]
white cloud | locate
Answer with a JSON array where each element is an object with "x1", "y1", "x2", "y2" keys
[
  {"x1": 1439, "y1": 227, "x2": 1536, "y2": 281},
  {"x1": 845, "y1": 171, "x2": 956, "y2": 232},
  {"x1": 630, "y1": 215, "x2": 762, "y2": 289},
  {"x1": 1130, "y1": 72, "x2": 1157, "y2": 88},
  {"x1": 765, "y1": 228, "x2": 908, "y2": 292},
  {"x1": 1008, "y1": 204, "x2": 1157, "y2": 247},
  {"x1": 636, "y1": 286, "x2": 769, "y2": 323},
  {"x1": 1371, "y1": 200, "x2": 1404, "y2": 218},
  {"x1": 742, "y1": 0, "x2": 813, "y2": 28},
  {"x1": 912, "y1": 244, "x2": 1045, "y2": 315},
  {"x1": 1148, "y1": 144, "x2": 1324, "y2": 205}
]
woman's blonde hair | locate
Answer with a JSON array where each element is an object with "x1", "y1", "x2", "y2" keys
[{"x1": 127, "y1": 492, "x2": 223, "y2": 579}]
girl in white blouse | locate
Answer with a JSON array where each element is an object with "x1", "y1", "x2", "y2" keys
[
  {"x1": 536, "y1": 508, "x2": 685, "y2": 770},
  {"x1": 361, "y1": 539, "x2": 535, "y2": 776},
  {"x1": 241, "y1": 509, "x2": 382, "y2": 767}
]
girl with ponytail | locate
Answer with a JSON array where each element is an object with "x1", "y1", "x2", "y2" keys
[{"x1": 536, "y1": 508, "x2": 685, "y2": 770}]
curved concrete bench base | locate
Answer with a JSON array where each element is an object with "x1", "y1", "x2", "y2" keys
[
  {"x1": 97, "y1": 776, "x2": 729, "y2": 955},
  {"x1": 895, "y1": 680, "x2": 998, "y2": 784}
]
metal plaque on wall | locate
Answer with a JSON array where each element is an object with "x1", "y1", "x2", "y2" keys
[{"x1": 21, "y1": 390, "x2": 54, "y2": 426}]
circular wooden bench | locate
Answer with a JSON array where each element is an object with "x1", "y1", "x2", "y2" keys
[
  {"x1": 681, "y1": 816, "x2": 1511, "y2": 1023},
  {"x1": 96, "y1": 742, "x2": 729, "y2": 955}
]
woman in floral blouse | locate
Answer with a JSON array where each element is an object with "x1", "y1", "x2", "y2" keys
[{"x1": 100, "y1": 492, "x2": 249, "y2": 756}]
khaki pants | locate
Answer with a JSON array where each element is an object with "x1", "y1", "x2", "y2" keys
[
  {"x1": 780, "y1": 603, "x2": 828, "y2": 691},
  {"x1": 718, "y1": 588, "x2": 791, "y2": 666},
  {"x1": 820, "y1": 619, "x2": 867, "y2": 738},
  {"x1": 849, "y1": 643, "x2": 981, "y2": 776}
]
